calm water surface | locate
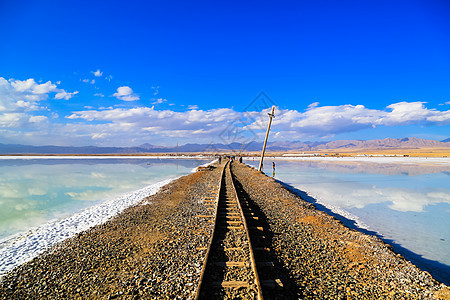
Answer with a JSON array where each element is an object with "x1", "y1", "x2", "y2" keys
[
  {"x1": 248, "y1": 158, "x2": 450, "y2": 284},
  {"x1": 0, "y1": 158, "x2": 208, "y2": 241}
]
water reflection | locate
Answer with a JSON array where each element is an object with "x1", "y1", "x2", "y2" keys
[
  {"x1": 266, "y1": 160, "x2": 450, "y2": 213},
  {"x1": 294, "y1": 177, "x2": 450, "y2": 213},
  {"x1": 0, "y1": 158, "x2": 208, "y2": 240},
  {"x1": 278, "y1": 159, "x2": 450, "y2": 176},
  {"x1": 247, "y1": 159, "x2": 450, "y2": 283}
]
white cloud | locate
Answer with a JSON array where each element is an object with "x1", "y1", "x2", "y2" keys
[
  {"x1": 60, "y1": 101, "x2": 450, "y2": 145},
  {"x1": 66, "y1": 106, "x2": 238, "y2": 143},
  {"x1": 307, "y1": 102, "x2": 319, "y2": 109},
  {"x1": 92, "y1": 133, "x2": 108, "y2": 139},
  {"x1": 0, "y1": 113, "x2": 25, "y2": 128},
  {"x1": 379, "y1": 102, "x2": 450, "y2": 126},
  {"x1": 114, "y1": 86, "x2": 133, "y2": 96},
  {"x1": 0, "y1": 77, "x2": 79, "y2": 136},
  {"x1": 92, "y1": 69, "x2": 103, "y2": 77},
  {"x1": 0, "y1": 112, "x2": 48, "y2": 131},
  {"x1": 380, "y1": 102, "x2": 430, "y2": 126},
  {"x1": 113, "y1": 86, "x2": 139, "y2": 101},
  {"x1": 265, "y1": 102, "x2": 450, "y2": 139},
  {"x1": 29, "y1": 115, "x2": 48, "y2": 123},
  {"x1": 0, "y1": 77, "x2": 77, "y2": 112},
  {"x1": 152, "y1": 86, "x2": 159, "y2": 96},
  {"x1": 55, "y1": 90, "x2": 79, "y2": 100},
  {"x1": 152, "y1": 98, "x2": 167, "y2": 104},
  {"x1": 82, "y1": 79, "x2": 95, "y2": 85},
  {"x1": 10, "y1": 79, "x2": 57, "y2": 94},
  {"x1": 94, "y1": 93, "x2": 104, "y2": 97},
  {"x1": 188, "y1": 105, "x2": 199, "y2": 110}
]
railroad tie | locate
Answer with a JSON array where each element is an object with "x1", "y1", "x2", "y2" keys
[
  {"x1": 211, "y1": 281, "x2": 250, "y2": 288},
  {"x1": 195, "y1": 161, "x2": 264, "y2": 299},
  {"x1": 218, "y1": 215, "x2": 240, "y2": 220},
  {"x1": 222, "y1": 220, "x2": 242, "y2": 225},
  {"x1": 224, "y1": 247, "x2": 243, "y2": 251},
  {"x1": 213, "y1": 261, "x2": 249, "y2": 267},
  {"x1": 218, "y1": 225, "x2": 244, "y2": 230}
]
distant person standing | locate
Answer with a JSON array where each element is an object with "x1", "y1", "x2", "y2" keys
[
  {"x1": 218, "y1": 156, "x2": 222, "y2": 164},
  {"x1": 239, "y1": 157, "x2": 243, "y2": 163},
  {"x1": 272, "y1": 161, "x2": 276, "y2": 177}
]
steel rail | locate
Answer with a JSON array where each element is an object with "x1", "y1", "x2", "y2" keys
[
  {"x1": 194, "y1": 160, "x2": 228, "y2": 300},
  {"x1": 195, "y1": 161, "x2": 264, "y2": 300},
  {"x1": 228, "y1": 161, "x2": 264, "y2": 300}
]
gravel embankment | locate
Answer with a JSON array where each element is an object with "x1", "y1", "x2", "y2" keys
[{"x1": 231, "y1": 162, "x2": 450, "y2": 299}]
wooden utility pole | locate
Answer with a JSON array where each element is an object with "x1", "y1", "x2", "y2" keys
[{"x1": 258, "y1": 106, "x2": 275, "y2": 172}]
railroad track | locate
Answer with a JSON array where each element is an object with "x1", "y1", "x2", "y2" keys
[{"x1": 196, "y1": 161, "x2": 279, "y2": 299}]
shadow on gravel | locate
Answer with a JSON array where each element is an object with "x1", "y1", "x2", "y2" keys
[
  {"x1": 279, "y1": 180, "x2": 450, "y2": 286},
  {"x1": 231, "y1": 176, "x2": 303, "y2": 299}
]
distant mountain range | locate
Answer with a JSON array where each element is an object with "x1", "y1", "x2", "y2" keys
[{"x1": 0, "y1": 137, "x2": 448, "y2": 154}]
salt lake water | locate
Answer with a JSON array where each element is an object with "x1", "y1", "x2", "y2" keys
[
  {"x1": 0, "y1": 157, "x2": 209, "y2": 276},
  {"x1": 247, "y1": 157, "x2": 450, "y2": 285}
]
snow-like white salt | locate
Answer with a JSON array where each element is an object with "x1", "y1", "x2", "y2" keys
[
  {"x1": 191, "y1": 159, "x2": 218, "y2": 172},
  {"x1": 292, "y1": 189, "x2": 370, "y2": 230},
  {"x1": 0, "y1": 177, "x2": 175, "y2": 277}
]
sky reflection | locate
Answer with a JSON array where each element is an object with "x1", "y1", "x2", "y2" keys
[
  {"x1": 248, "y1": 159, "x2": 450, "y2": 270},
  {"x1": 0, "y1": 158, "x2": 207, "y2": 240}
]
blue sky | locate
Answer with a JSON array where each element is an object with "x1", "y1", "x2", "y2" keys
[{"x1": 0, "y1": 0, "x2": 449, "y2": 146}]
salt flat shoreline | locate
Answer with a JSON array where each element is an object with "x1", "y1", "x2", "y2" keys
[
  {"x1": 1, "y1": 154, "x2": 449, "y2": 165},
  {"x1": 1, "y1": 161, "x2": 449, "y2": 299},
  {"x1": 257, "y1": 155, "x2": 450, "y2": 165},
  {"x1": 0, "y1": 155, "x2": 211, "y2": 160}
]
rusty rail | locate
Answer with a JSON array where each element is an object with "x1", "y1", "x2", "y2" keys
[{"x1": 195, "y1": 161, "x2": 264, "y2": 299}]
